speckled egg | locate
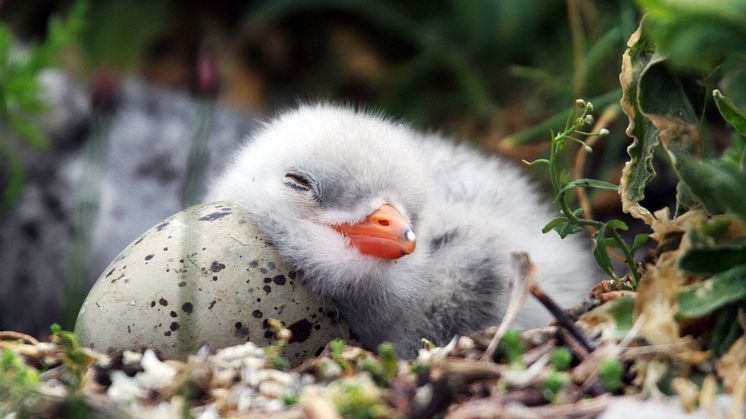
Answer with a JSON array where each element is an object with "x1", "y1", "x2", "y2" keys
[{"x1": 75, "y1": 201, "x2": 352, "y2": 365}]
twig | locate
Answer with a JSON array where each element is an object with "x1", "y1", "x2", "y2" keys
[
  {"x1": 435, "y1": 358, "x2": 506, "y2": 385},
  {"x1": 300, "y1": 396, "x2": 341, "y2": 419},
  {"x1": 446, "y1": 388, "x2": 546, "y2": 419},
  {"x1": 531, "y1": 286, "x2": 596, "y2": 353},
  {"x1": 556, "y1": 327, "x2": 591, "y2": 361},
  {"x1": 480, "y1": 252, "x2": 536, "y2": 361},
  {"x1": 0, "y1": 330, "x2": 39, "y2": 345}
]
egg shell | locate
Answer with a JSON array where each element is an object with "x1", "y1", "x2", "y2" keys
[{"x1": 75, "y1": 201, "x2": 352, "y2": 365}]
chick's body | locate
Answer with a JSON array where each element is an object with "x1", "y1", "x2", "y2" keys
[{"x1": 208, "y1": 104, "x2": 596, "y2": 357}]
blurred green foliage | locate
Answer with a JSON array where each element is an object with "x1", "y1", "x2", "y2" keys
[
  {"x1": 638, "y1": 0, "x2": 746, "y2": 72},
  {"x1": 0, "y1": 0, "x2": 86, "y2": 217}
]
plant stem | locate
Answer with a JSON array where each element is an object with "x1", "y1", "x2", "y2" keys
[{"x1": 609, "y1": 229, "x2": 639, "y2": 286}]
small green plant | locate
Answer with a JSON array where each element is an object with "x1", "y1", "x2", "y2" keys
[
  {"x1": 282, "y1": 393, "x2": 300, "y2": 406},
  {"x1": 376, "y1": 342, "x2": 398, "y2": 383},
  {"x1": 599, "y1": 359, "x2": 623, "y2": 392},
  {"x1": 543, "y1": 370, "x2": 570, "y2": 401},
  {"x1": 328, "y1": 377, "x2": 389, "y2": 419},
  {"x1": 551, "y1": 347, "x2": 572, "y2": 371},
  {"x1": 498, "y1": 330, "x2": 525, "y2": 367},
  {"x1": 0, "y1": 348, "x2": 42, "y2": 415},
  {"x1": 263, "y1": 318, "x2": 291, "y2": 369},
  {"x1": 525, "y1": 100, "x2": 644, "y2": 286},
  {"x1": 49, "y1": 323, "x2": 95, "y2": 390},
  {"x1": 330, "y1": 339, "x2": 346, "y2": 358}
]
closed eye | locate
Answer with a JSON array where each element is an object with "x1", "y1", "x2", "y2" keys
[{"x1": 284, "y1": 172, "x2": 315, "y2": 193}]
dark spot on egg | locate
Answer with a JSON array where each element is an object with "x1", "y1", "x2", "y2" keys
[
  {"x1": 164, "y1": 331, "x2": 172, "y2": 336},
  {"x1": 145, "y1": 254, "x2": 154, "y2": 261},
  {"x1": 288, "y1": 319, "x2": 313, "y2": 343},
  {"x1": 263, "y1": 285, "x2": 271, "y2": 294},
  {"x1": 134, "y1": 237, "x2": 144, "y2": 245},
  {"x1": 234, "y1": 322, "x2": 249, "y2": 337},
  {"x1": 199, "y1": 210, "x2": 231, "y2": 221},
  {"x1": 163, "y1": 247, "x2": 168, "y2": 251},
  {"x1": 267, "y1": 261, "x2": 276, "y2": 270},
  {"x1": 170, "y1": 311, "x2": 177, "y2": 318},
  {"x1": 210, "y1": 261, "x2": 226, "y2": 272},
  {"x1": 169, "y1": 322, "x2": 180, "y2": 331},
  {"x1": 159, "y1": 298, "x2": 168, "y2": 306},
  {"x1": 326, "y1": 310, "x2": 338, "y2": 318},
  {"x1": 208, "y1": 300, "x2": 216, "y2": 310},
  {"x1": 249, "y1": 260, "x2": 259, "y2": 268},
  {"x1": 156, "y1": 222, "x2": 170, "y2": 231},
  {"x1": 256, "y1": 298, "x2": 261, "y2": 302},
  {"x1": 273, "y1": 275, "x2": 286, "y2": 285},
  {"x1": 259, "y1": 268, "x2": 268, "y2": 274},
  {"x1": 150, "y1": 301, "x2": 156, "y2": 307},
  {"x1": 212, "y1": 276, "x2": 218, "y2": 281},
  {"x1": 252, "y1": 310, "x2": 263, "y2": 319},
  {"x1": 178, "y1": 281, "x2": 186, "y2": 287},
  {"x1": 182, "y1": 302, "x2": 193, "y2": 313},
  {"x1": 288, "y1": 271, "x2": 297, "y2": 279},
  {"x1": 106, "y1": 268, "x2": 115, "y2": 278},
  {"x1": 264, "y1": 330, "x2": 274, "y2": 339},
  {"x1": 263, "y1": 277, "x2": 271, "y2": 284},
  {"x1": 314, "y1": 324, "x2": 320, "y2": 330}
]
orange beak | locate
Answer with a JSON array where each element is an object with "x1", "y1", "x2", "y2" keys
[{"x1": 334, "y1": 204, "x2": 416, "y2": 259}]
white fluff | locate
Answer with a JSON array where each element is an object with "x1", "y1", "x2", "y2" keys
[{"x1": 208, "y1": 104, "x2": 598, "y2": 356}]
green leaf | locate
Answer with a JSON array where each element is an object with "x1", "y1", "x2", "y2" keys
[
  {"x1": 619, "y1": 22, "x2": 662, "y2": 215},
  {"x1": 619, "y1": 20, "x2": 705, "y2": 218},
  {"x1": 6, "y1": 114, "x2": 51, "y2": 150},
  {"x1": 713, "y1": 89, "x2": 746, "y2": 137},
  {"x1": 542, "y1": 217, "x2": 567, "y2": 234},
  {"x1": 522, "y1": 158, "x2": 550, "y2": 166},
  {"x1": 632, "y1": 233, "x2": 651, "y2": 251},
  {"x1": 557, "y1": 178, "x2": 618, "y2": 199},
  {"x1": 592, "y1": 225, "x2": 616, "y2": 278},
  {"x1": 556, "y1": 222, "x2": 583, "y2": 239},
  {"x1": 710, "y1": 304, "x2": 742, "y2": 356},
  {"x1": 676, "y1": 264, "x2": 746, "y2": 319},
  {"x1": 605, "y1": 219, "x2": 629, "y2": 231},
  {"x1": 679, "y1": 236, "x2": 746, "y2": 275},
  {"x1": 674, "y1": 154, "x2": 746, "y2": 221}
]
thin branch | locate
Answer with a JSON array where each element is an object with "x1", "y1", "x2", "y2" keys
[
  {"x1": 480, "y1": 252, "x2": 536, "y2": 362},
  {"x1": 531, "y1": 285, "x2": 596, "y2": 353}
]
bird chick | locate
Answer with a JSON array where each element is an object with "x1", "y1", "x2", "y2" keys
[{"x1": 208, "y1": 104, "x2": 597, "y2": 357}]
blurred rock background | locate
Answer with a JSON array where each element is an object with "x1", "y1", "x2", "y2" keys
[{"x1": 0, "y1": 0, "x2": 687, "y2": 336}]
